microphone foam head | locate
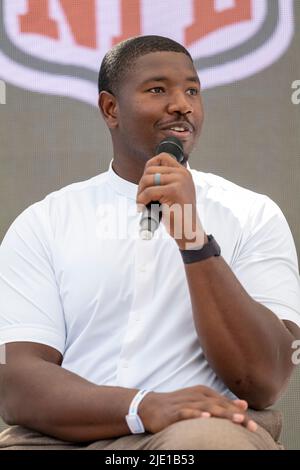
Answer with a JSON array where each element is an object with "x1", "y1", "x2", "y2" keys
[{"x1": 155, "y1": 136, "x2": 184, "y2": 163}]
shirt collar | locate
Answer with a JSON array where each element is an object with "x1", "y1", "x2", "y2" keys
[{"x1": 107, "y1": 160, "x2": 138, "y2": 200}]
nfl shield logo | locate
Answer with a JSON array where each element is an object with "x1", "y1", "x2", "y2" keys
[{"x1": 0, "y1": 0, "x2": 295, "y2": 106}]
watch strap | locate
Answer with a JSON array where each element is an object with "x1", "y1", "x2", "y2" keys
[{"x1": 179, "y1": 234, "x2": 221, "y2": 264}]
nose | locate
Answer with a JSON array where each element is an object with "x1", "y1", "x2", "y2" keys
[{"x1": 167, "y1": 90, "x2": 192, "y2": 116}]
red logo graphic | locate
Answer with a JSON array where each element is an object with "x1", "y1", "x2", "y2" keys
[
  {"x1": 19, "y1": 0, "x2": 252, "y2": 49},
  {"x1": 0, "y1": 1, "x2": 294, "y2": 105}
]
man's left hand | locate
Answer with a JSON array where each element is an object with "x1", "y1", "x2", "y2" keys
[{"x1": 137, "y1": 153, "x2": 205, "y2": 249}]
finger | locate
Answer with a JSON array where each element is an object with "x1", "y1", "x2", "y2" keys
[
  {"x1": 204, "y1": 403, "x2": 250, "y2": 428},
  {"x1": 198, "y1": 401, "x2": 257, "y2": 432},
  {"x1": 180, "y1": 388, "x2": 252, "y2": 428},
  {"x1": 206, "y1": 404, "x2": 242, "y2": 422},
  {"x1": 136, "y1": 184, "x2": 177, "y2": 207},
  {"x1": 215, "y1": 397, "x2": 249, "y2": 416},
  {"x1": 144, "y1": 166, "x2": 182, "y2": 178},
  {"x1": 211, "y1": 396, "x2": 247, "y2": 414},
  {"x1": 176, "y1": 409, "x2": 214, "y2": 423},
  {"x1": 232, "y1": 414, "x2": 257, "y2": 432},
  {"x1": 177, "y1": 409, "x2": 203, "y2": 421},
  {"x1": 137, "y1": 173, "x2": 179, "y2": 196},
  {"x1": 232, "y1": 399, "x2": 248, "y2": 411},
  {"x1": 195, "y1": 386, "x2": 221, "y2": 399},
  {"x1": 145, "y1": 153, "x2": 181, "y2": 170},
  {"x1": 144, "y1": 165, "x2": 178, "y2": 174},
  {"x1": 246, "y1": 420, "x2": 258, "y2": 432},
  {"x1": 201, "y1": 412, "x2": 211, "y2": 418},
  {"x1": 232, "y1": 413, "x2": 246, "y2": 423}
]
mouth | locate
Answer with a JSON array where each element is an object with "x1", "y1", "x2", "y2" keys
[
  {"x1": 162, "y1": 130, "x2": 191, "y2": 140},
  {"x1": 158, "y1": 122, "x2": 194, "y2": 141}
]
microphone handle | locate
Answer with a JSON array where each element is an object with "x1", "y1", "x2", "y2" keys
[
  {"x1": 139, "y1": 145, "x2": 183, "y2": 240},
  {"x1": 139, "y1": 201, "x2": 162, "y2": 240}
]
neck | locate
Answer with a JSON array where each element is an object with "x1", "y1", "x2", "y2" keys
[
  {"x1": 111, "y1": 143, "x2": 188, "y2": 184},
  {"x1": 111, "y1": 157, "x2": 145, "y2": 185}
]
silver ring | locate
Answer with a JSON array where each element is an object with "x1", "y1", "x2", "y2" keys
[{"x1": 154, "y1": 173, "x2": 161, "y2": 186}]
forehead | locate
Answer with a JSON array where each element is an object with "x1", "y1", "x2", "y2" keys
[{"x1": 122, "y1": 51, "x2": 198, "y2": 88}]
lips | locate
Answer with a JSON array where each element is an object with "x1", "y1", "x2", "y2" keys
[
  {"x1": 158, "y1": 120, "x2": 194, "y2": 133},
  {"x1": 158, "y1": 120, "x2": 194, "y2": 140}
]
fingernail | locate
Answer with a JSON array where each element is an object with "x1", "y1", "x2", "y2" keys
[
  {"x1": 234, "y1": 399, "x2": 248, "y2": 408},
  {"x1": 248, "y1": 420, "x2": 258, "y2": 432},
  {"x1": 233, "y1": 413, "x2": 244, "y2": 423},
  {"x1": 201, "y1": 412, "x2": 211, "y2": 418}
]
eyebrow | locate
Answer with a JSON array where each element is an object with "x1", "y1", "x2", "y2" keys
[{"x1": 141, "y1": 76, "x2": 201, "y2": 85}]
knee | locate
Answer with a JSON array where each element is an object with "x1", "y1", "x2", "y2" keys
[{"x1": 154, "y1": 418, "x2": 258, "y2": 450}]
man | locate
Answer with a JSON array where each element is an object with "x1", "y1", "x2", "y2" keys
[{"x1": 0, "y1": 35, "x2": 299, "y2": 450}]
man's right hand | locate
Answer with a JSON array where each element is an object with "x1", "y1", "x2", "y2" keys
[{"x1": 138, "y1": 385, "x2": 257, "y2": 434}]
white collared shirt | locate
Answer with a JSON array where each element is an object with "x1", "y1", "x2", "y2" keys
[{"x1": 0, "y1": 162, "x2": 300, "y2": 396}]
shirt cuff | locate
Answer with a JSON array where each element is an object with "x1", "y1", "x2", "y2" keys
[{"x1": 0, "y1": 325, "x2": 65, "y2": 354}]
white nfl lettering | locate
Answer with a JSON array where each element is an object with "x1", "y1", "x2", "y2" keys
[{"x1": 215, "y1": 0, "x2": 236, "y2": 12}]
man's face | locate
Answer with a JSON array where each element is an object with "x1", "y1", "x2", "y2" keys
[{"x1": 112, "y1": 51, "x2": 204, "y2": 163}]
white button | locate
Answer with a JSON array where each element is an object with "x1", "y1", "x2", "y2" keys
[
  {"x1": 139, "y1": 265, "x2": 147, "y2": 272},
  {"x1": 122, "y1": 361, "x2": 129, "y2": 368}
]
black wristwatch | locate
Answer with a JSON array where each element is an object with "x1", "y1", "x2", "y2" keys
[{"x1": 179, "y1": 234, "x2": 221, "y2": 264}]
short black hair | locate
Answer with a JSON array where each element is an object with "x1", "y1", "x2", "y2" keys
[{"x1": 98, "y1": 35, "x2": 192, "y2": 96}]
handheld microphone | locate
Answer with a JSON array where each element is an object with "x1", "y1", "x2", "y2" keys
[{"x1": 139, "y1": 136, "x2": 184, "y2": 240}]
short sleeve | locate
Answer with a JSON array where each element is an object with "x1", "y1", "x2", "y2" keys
[
  {"x1": 0, "y1": 203, "x2": 66, "y2": 353},
  {"x1": 232, "y1": 196, "x2": 300, "y2": 327}
]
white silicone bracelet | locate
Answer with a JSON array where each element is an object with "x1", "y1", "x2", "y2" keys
[{"x1": 125, "y1": 389, "x2": 151, "y2": 434}]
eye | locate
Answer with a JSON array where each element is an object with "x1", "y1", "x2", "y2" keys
[
  {"x1": 148, "y1": 87, "x2": 165, "y2": 94},
  {"x1": 187, "y1": 88, "x2": 199, "y2": 96}
]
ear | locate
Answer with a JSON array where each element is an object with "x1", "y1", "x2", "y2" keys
[{"x1": 98, "y1": 91, "x2": 118, "y2": 129}]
